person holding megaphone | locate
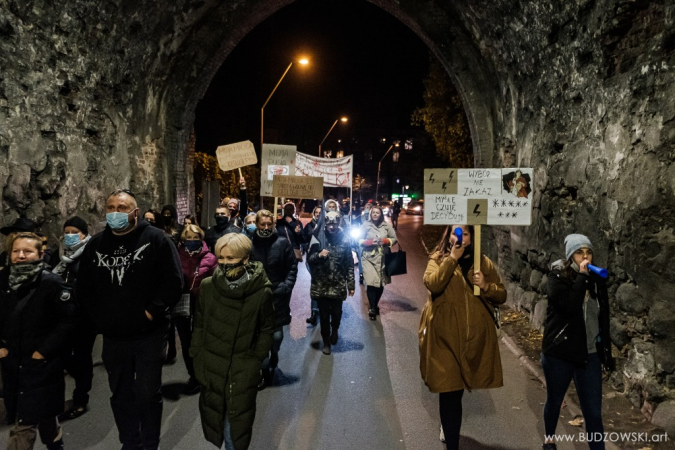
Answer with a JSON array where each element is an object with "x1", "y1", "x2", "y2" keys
[{"x1": 541, "y1": 234, "x2": 614, "y2": 450}]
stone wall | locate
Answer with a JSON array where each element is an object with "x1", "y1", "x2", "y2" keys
[{"x1": 0, "y1": 0, "x2": 673, "y2": 421}]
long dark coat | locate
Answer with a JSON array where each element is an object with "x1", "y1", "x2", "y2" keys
[
  {"x1": 190, "y1": 261, "x2": 274, "y2": 450},
  {"x1": 0, "y1": 270, "x2": 75, "y2": 424}
]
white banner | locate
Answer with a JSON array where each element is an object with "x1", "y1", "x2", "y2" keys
[{"x1": 295, "y1": 152, "x2": 353, "y2": 187}]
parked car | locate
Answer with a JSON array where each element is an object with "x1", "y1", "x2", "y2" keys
[{"x1": 405, "y1": 201, "x2": 424, "y2": 215}]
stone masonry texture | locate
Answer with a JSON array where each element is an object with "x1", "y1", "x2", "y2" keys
[{"x1": 0, "y1": 0, "x2": 673, "y2": 421}]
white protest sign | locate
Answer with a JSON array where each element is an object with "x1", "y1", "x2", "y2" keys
[
  {"x1": 424, "y1": 168, "x2": 533, "y2": 226},
  {"x1": 295, "y1": 152, "x2": 353, "y2": 187},
  {"x1": 261, "y1": 144, "x2": 296, "y2": 197},
  {"x1": 215, "y1": 140, "x2": 258, "y2": 172}
]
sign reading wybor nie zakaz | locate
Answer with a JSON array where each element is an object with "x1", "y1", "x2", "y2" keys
[{"x1": 424, "y1": 168, "x2": 533, "y2": 225}]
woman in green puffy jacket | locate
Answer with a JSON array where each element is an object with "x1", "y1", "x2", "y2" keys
[{"x1": 190, "y1": 233, "x2": 275, "y2": 450}]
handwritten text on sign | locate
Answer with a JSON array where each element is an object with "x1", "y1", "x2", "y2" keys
[
  {"x1": 216, "y1": 140, "x2": 258, "y2": 172},
  {"x1": 261, "y1": 144, "x2": 296, "y2": 197},
  {"x1": 424, "y1": 168, "x2": 533, "y2": 225},
  {"x1": 295, "y1": 152, "x2": 353, "y2": 187},
  {"x1": 272, "y1": 175, "x2": 324, "y2": 199}
]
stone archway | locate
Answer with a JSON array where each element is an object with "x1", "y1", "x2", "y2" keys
[{"x1": 1, "y1": 0, "x2": 673, "y2": 418}]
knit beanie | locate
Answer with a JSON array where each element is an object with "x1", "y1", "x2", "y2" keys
[
  {"x1": 64, "y1": 216, "x2": 89, "y2": 236},
  {"x1": 564, "y1": 233, "x2": 592, "y2": 261}
]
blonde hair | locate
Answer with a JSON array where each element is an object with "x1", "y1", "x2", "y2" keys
[
  {"x1": 215, "y1": 233, "x2": 252, "y2": 259},
  {"x1": 180, "y1": 224, "x2": 205, "y2": 241},
  {"x1": 244, "y1": 212, "x2": 257, "y2": 225},
  {"x1": 256, "y1": 209, "x2": 275, "y2": 224}
]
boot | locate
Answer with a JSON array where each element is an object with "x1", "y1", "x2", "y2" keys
[
  {"x1": 368, "y1": 309, "x2": 376, "y2": 320},
  {"x1": 375, "y1": 307, "x2": 380, "y2": 316},
  {"x1": 322, "y1": 342, "x2": 331, "y2": 355},
  {"x1": 47, "y1": 439, "x2": 64, "y2": 450},
  {"x1": 306, "y1": 310, "x2": 318, "y2": 326},
  {"x1": 184, "y1": 377, "x2": 200, "y2": 395},
  {"x1": 330, "y1": 328, "x2": 338, "y2": 345},
  {"x1": 359, "y1": 273, "x2": 364, "y2": 285}
]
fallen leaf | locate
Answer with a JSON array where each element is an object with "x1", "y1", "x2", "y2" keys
[{"x1": 568, "y1": 418, "x2": 584, "y2": 427}]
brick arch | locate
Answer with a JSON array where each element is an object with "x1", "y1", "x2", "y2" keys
[{"x1": 160, "y1": 0, "x2": 500, "y2": 215}]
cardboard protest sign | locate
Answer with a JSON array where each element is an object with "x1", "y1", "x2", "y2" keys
[
  {"x1": 272, "y1": 175, "x2": 323, "y2": 199},
  {"x1": 261, "y1": 144, "x2": 296, "y2": 197},
  {"x1": 424, "y1": 168, "x2": 533, "y2": 226},
  {"x1": 215, "y1": 140, "x2": 257, "y2": 172}
]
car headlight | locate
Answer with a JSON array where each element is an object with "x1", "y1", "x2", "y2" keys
[{"x1": 414, "y1": 206, "x2": 421, "y2": 211}]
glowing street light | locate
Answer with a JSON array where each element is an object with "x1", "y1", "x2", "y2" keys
[
  {"x1": 319, "y1": 117, "x2": 348, "y2": 157},
  {"x1": 375, "y1": 141, "x2": 400, "y2": 201}
]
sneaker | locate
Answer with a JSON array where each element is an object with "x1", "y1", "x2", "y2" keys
[
  {"x1": 184, "y1": 377, "x2": 200, "y2": 395},
  {"x1": 322, "y1": 342, "x2": 332, "y2": 355},
  {"x1": 59, "y1": 405, "x2": 87, "y2": 421}
]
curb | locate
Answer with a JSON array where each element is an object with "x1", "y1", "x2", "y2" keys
[{"x1": 500, "y1": 331, "x2": 621, "y2": 450}]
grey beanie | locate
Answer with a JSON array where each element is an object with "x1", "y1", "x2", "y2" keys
[{"x1": 565, "y1": 233, "x2": 593, "y2": 261}]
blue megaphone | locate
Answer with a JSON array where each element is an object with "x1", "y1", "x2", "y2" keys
[
  {"x1": 588, "y1": 264, "x2": 608, "y2": 279},
  {"x1": 453, "y1": 227, "x2": 463, "y2": 247}
]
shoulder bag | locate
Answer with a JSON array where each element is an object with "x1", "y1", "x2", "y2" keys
[
  {"x1": 284, "y1": 226, "x2": 303, "y2": 262},
  {"x1": 384, "y1": 241, "x2": 407, "y2": 276}
]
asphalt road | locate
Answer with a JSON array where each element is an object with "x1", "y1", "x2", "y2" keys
[{"x1": 1, "y1": 214, "x2": 589, "y2": 449}]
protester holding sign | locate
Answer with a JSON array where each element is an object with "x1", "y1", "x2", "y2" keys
[
  {"x1": 359, "y1": 207, "x2": 397, "y2": 320},
  {"x1": 222, "y1": 177, "x2": 248, "y2": 234},
  {"x1": 418, "y1": 225, "x2": 506, "y2": 450},
  {"x1": 542, "y1": 234, "x2": 614, "y2": 450}
]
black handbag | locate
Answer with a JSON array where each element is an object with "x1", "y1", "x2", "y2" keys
[{"x1": 384, "y1": 242, "x2": 407, "y2": 276}]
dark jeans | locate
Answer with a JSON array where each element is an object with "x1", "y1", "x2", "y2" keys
[
  {"x1": 262, "y1": 327, "x2": 284, "y2": 370},
  {"x1": 439, "y1": 389, "x2": 464, "y2": 450},
  {"x1": 366, "y1": 285, "x2": 384, "y2": 311},
  {"x1": 174, "y1": 316, "x2": 194, "y2": 378},
  {"x1": 63, "y1": 328, "x2": 97, "y2": 407},
  {"x1": 102, "y1": 333, "x2": 167, "y2": 450},
  {"x1": 316, "y1": 298, "x2": 343, "y2": 343},
  {"x1": 542, "y1": 352, "x2": 605, "y2": 450}
]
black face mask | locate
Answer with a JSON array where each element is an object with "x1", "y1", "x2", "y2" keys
[
  {"x1": 228, "y1": 207, "x2": 238, "y2": 217},
  {"x1": 220, "y1": 261, "x2": 246, "y2": 280},
  {"x1": 215, "y1": 216, "x2": 228, "y2": 227},
  {"x1": 257, "y1": 228, "x2": 273, "y2": 238},
  {"x1": 326, "y1": 225, "x2": 339, "y2": 234}
]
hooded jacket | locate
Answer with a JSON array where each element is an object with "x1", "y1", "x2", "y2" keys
[
  {"x1": 190, "y1": 262, "x2": 274, "y2": 450},
  {"x1": 76, "y1": 220, "x2": 183, "y2": 339},
  {"x1": 307, "y1": 231, "x2": 355, "y2": 301}
]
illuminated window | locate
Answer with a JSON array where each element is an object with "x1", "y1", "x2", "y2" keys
[
  {"x1": 405, "y1": 139, "x2": 413, "y2": 151},
  {"x1": 323, "y1": 151, "x2": 332, "y2": 158},
  {"x1": 392, "y1": 151, "x2": 399, "y2": 162},
  {"x1": 336, "y1": 151, "x2": 344, "y2": 158}
]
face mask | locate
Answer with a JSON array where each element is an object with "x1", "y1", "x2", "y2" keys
[
  {"x1": 215, "y1": 216, "x2": 228, "y2": 227},
  {"x1": 220, "y1": 261, "x2": 246, "y2": 280},
  {"x1": 107, "y1": 212, "x2": 131, "y2": 231},
  {"x1": 571, "y1": 261, "x2": 581, "y2": 273},
  {"x1": 326, "y1": 225, "x2": 338, "y2": 234},
  {"x1": 245, "y1": 224, "x2": 256, "y2": 234},
  {"x1": 228, "y1": 207, "x2": 239, "y2": 217},
  {"x1": 185, "y1": 240, "x2": 202, "y2": 252},
  {"x1": 257, "y1": 228, "x2": 273, "y2": 238},
  {"x1": 64, "y1": 233, "x2": 81, "y2": 247}
]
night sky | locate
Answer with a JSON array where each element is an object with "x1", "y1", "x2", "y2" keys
[{"x1": 194, "y1": 0, "x2": 434, "y2": 156}]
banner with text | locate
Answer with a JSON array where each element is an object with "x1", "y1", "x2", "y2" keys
[
  {"x1": 424, "y1": 168, "x2": 533, "y2": 226},
  {"x1": 216, "y1": 140, "x2": 258, "y2": 172},
  {"x1": 272, "y1": 175, "x2": 324, "y2": 199},
  {"x1": 261, "y1": 144, "x2": 297, "y2": 197},
  {"x1": 295, "y1": 152, "x2": 353, "y2": 187}
]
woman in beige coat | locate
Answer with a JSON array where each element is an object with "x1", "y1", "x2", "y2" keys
[
  {"x1": 419, "y1": 225, "x2": 506, "y2": 450},
  {"x1": 359, "y1": 207, "x2": 397, "y2": 320}
]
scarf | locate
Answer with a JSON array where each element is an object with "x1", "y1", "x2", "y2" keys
[
  {"x1": 52, "y1": 235, "x2": 91, "y2": 276},
  {"x1": 9, "y1": 260, "x2": 44, "y2": 291}
]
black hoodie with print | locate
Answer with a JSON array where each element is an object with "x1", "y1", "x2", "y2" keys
[{"x1": 76, "y1": 220, "x2": 183, "y2": 340}]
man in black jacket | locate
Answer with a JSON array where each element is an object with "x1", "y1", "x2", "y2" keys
[
  {"x1": 223, "y1": 176, "x2": 248, "y2": 234},
  {"x1": 250, "y1": 209, "x2": 297, "y2": 389},
  {"x1": 76, "y1": 189, "x2": 182, "y2": 450}
]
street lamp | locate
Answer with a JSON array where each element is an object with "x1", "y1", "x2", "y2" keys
[
  {"x1": 375, "y1": 141, "x2": 399, "y2": 201},
  {"x1": 261, "y1": 58, "x2": 309, "y2": 153},
  {"x1": 319, "y1": 117, "x2": 348, "y2": 157},
  {"x1": 260, "y1": 58, "x2": 309, "y2": 206}
]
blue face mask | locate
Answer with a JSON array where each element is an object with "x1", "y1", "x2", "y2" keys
[
  {"x1": 106, "y1": 212, "x2": 131, "y2": 231},
  {"x1": 185, "y1": 240, "x2": 202, "y2": 252},
  {"x1": 64, "y1": 233, "x2": 81, "y2": 247},
  {"x1": 245, "y1": 224, "x2": 256, "y2": 234}
]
